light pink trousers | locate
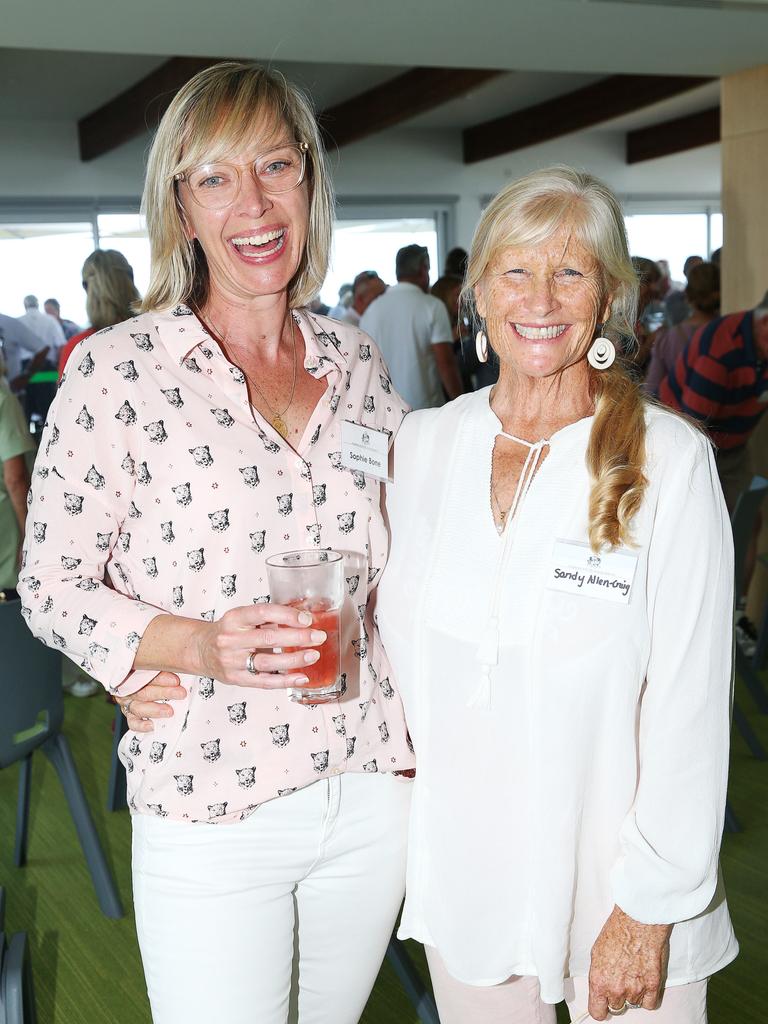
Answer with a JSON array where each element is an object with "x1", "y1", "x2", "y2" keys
[{"x1": 426, "y1": 947, "x2": 708, "y2": 1024}]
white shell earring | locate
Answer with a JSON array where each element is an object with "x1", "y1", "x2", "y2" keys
[
  {"x1": 476, "y1": 330, "x2": 489, "y2": 364},
  {"x1": 587, "y1": 336, "x2": 616, "y2": 370}
]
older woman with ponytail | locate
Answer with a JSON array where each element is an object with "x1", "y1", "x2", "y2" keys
[{"x1": 377, "y1": 167, "x2": 737, "y2": 1024}]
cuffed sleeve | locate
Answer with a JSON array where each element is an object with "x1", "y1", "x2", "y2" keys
[
  {"x1": 17, "y1": 338, "x2": 165, "y2": 693},
  {"x1": 610, "y1": 423, "x2": 733, "y2": 923}
]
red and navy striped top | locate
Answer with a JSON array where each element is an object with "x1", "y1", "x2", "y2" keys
[{"x1": 658, "y1": 310, "x2": 768, "y2": 450}]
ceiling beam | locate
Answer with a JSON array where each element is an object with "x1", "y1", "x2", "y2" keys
[
  {"x1": 320, "y1": 67, "x2": 502, "y2": 149},
  {"x1": 80, "y1": 59, "x2": 502, "y2": 162},
  {"x1": 626, "y1": 105, "x2": 720, "y2": 164},
  {"x1": 78, "y1": 57, "x2": 223, "y2": 161},
  {"x1": 462, "y1": 74, "x2": 714, "y2": 164}
]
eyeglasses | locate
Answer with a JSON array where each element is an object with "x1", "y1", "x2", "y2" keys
[{"x1": 175, "y1": 142, "x2": 309, "y2": 209}]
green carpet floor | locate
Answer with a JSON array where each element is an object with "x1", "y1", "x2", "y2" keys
[{"x1": 1, "y1": 672, "x2": 766, "y2": 1023}]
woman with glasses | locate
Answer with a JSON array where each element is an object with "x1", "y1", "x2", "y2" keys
[{"x1": 19, "y1": 62, "x2": 414, "y2": 1024}]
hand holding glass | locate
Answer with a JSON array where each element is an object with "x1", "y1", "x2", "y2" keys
[{"x1": 266, "y1": 550, "x2": 344, "y2": 704}]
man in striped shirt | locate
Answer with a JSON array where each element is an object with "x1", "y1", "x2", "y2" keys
[{"x1": 659, "y1": 303, "x2": 768, "y2": 513}]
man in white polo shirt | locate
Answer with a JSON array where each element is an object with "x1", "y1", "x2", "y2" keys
[{"x1": 360, "y1": 245, "x2": 463, "y2": 409}]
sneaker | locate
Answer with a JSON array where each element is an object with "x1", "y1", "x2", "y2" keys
[
  {"x1": 735, "y1": 615, "x2": 758, "y2": 659},
  {"x1": 63, "y1": 676, "x2": 101, "y2": 698}
]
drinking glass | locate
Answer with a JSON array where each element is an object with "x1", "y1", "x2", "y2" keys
[{"x1": 266, "y1": 549, "x2": 344, "y2": 704}]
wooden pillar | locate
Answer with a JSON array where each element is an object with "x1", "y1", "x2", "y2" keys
[
  {"x1": 721, "y1": 66, "x2": 768, "y2": 312},
  {"x1": 723, "y1": 67, "x2": 768, "y2": 621}
]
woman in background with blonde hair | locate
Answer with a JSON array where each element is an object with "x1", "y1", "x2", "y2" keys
[
  {"x1": 58, "y1": 248, "x2": 140, "y2": 375},
  {"x1": 377, "y1": 166, "x2": 737, "y2": 1023}
]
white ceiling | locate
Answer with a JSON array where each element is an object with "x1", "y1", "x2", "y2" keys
[{"x1": 3, "y1": 0, "x2": 768, "y2": 77}]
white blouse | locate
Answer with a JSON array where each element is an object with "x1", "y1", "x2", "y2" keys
[{"x1": 377, "y1": 388, "x2": 738, "y2": 1004}]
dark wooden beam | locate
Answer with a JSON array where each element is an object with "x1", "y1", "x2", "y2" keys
[
  {"x1": 320, "y1": 67, "x2": 503, "y2": 149},
  {"x1": 626, "y1": 105, "x2": 720, "y2": 164},
  {"x1": 463, "y1": 74, "x2": 714, "y2": 164},
  {"x1": 78, "y1": 57, "x2": 223, "y2": 162}
]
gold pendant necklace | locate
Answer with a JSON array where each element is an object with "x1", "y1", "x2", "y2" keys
[{"x1": 198, "y1": 307, "x2": 297, "y2": 438}]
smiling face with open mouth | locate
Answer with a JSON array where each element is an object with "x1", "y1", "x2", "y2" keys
[
  {"x1": 177, "y1": 128, "x2": 310, "y2": 307},
  {"x1": 476, "y1": 225, "x2": 611, "y2": 382}
]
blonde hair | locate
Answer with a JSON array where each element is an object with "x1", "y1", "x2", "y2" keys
[
  {"x1": 464, "y1": 165, "x2": 647, "y2": 551},
  {"x1": 141, "y1": 61, "x2": 333, "y2": 313},
  {"x1": 82, "y1": 249, "x2": 141, "y2": 331}
]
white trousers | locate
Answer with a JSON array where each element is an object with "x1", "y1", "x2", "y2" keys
[
  {"x1": 132, "y1": 773, "x2": 412, "y2": 1024},
  {"x1": 426, "y1": 948, "x2": 708, "y2": 1024}
]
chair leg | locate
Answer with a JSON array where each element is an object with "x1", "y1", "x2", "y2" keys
[
  {"x1": 753, "y1": 595, "x2": 768, "y2": 671},
  {"x1": 732, "y1": 699, "x2": 768, "y2": 760},
  {"x1": 2, "y1": 931, "x2": 38, "y2": 1024},
  {"x1": 385, "y1": 936, "x2": 440, "y2": 1024},
  {"x1": 107, "y1": 702, "x2": 129, "y2": 812},
  {"x1": 41, "y1": 733, "x2": 124, "y2": 919},
  {"x1": 14, "y1": 756, "x2": 33, "y2": 868},
  {"x1": 724, "y1": 799, "x2": 742, "y2": 833},
  {"x1": 735, "y1": 646, "x2": 768, "y2": 714}
]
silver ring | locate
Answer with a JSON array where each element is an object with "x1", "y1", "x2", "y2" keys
[
  {"x1": 121, "y1": 697, "x2": 134, "y2": 717},
  {"x1": 608, "y1": 1003, "x2": 628, "y2": 1016},
  {"x1": 246, "y1": 651, "x2": 258, "y2": 675},
  {"x1": 626, "y1": 1003, "x2": 642, "y2": 1011}
]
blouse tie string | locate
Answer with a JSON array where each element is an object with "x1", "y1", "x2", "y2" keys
[{"x1": 469, "y1": 433, "x2": 550, "y2": 711}]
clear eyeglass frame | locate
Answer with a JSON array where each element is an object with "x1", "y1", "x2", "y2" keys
[{"x1": 174, "y1": 141, "x2": 310, "y2": 208}]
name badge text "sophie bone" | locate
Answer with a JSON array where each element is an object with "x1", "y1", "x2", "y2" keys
[{"x1": 340, "y1": 420, "x2": 390, "y2": 481}]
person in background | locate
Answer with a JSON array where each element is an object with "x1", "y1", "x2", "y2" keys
[
  {"x1": 664, "y1": 255, "x2": 703, "y2": 327},
  {"x1": 0, "y1": 312, "x2": 50, "y2": 393},
  {"x1": 659, "y1": 296, "x2": 768, "y2": 657},
  {"x1": 630, "y1": 257, "x2": 664, "y2": 374},
  {"x1": 58, "y1": 249, "x2": 141, "y2": 377},
  {"x1": 44, "y1": 298, "x2": 81, "y2": 341},
  {"x1": 378, "y1": 165, "x2": 736, "y2": 1024},
  {"x1": 327, "y1": 282, "x2": 353, "y2": 320},
  {"x1": 20, "y1": 61, "x2": 413, "y2": 1024},
  {"x1": 0, "y1": 344, "x2": 35, "y2": 602},
  {"x1": 430, "y1": 275, "x2": 463, "y2": 342},
  {"x1": 659, "y1": 298, "x2": 768, "y2": 514},
  {"x1": 360, "y1": 243, "x2": 464, "y2": 409},
  {"x1": 18, "y1": 294, "x2": 65, "y2": 354},
  {"x1": 444, "y1": 246, "x2": 468, "y2": 279},
  {"x1": 645, "y1": 261, "x2": 720, "y2": 395},
  {"x1": 334, "y1": 270, "x2": 385, "y2": 327}
]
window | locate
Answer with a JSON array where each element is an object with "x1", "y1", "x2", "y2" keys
[
  {"x1": 0, "y1": 222, "x2": 96, "y2": 326},
  {"x1": 321, "y1": 217, "x2": 439, "y2": 308},
  {"x1": 622, "y1": 205, "x2": 721, "y2": 282}
]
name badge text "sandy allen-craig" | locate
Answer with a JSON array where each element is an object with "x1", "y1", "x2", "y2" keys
[
  {"x1": 546, "y1": 540, "x2": 639, "y2": 605},
  {"x1": 340, "y1": 420, "x2": 390, "y2": 481}
]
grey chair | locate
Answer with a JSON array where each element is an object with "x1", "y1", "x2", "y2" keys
[
  {"x1": 732, "y1": 477, "x2": 768, "y2": 718},
  {"x1": 0, "y1": 600, "x2": 123, "y2": 919},
  {"x1": 725, "y1": 477, "x2": 768, "y2": 832},
  {"x1": 0, "y1": 888, "x2": 37, "y2": 1024},
  {"x1": 386, "y1": 936, "x2": 439, "y2": 1024}
]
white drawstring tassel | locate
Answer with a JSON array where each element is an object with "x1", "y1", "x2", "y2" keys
[{"x1": 470, "y1": 436, "x2": 549, "y2": 711}]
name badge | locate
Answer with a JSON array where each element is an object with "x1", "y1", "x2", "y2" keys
[
  {"x1": 546, "y1": 540, "x2": 638, "y2": 605},
  {"x1": 340, "y1": 420, "x2": 390, "y2": 480}
]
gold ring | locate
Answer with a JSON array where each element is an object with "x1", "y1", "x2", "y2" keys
[{"x1": 121, "y1": 697, "x2": 134, "y2": 717}]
